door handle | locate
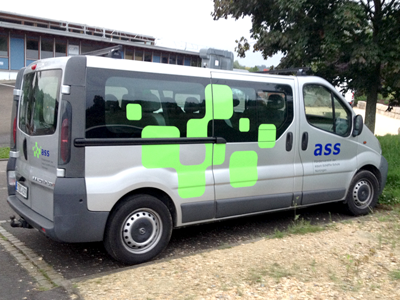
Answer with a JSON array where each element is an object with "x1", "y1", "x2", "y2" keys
[
  {"x1": 286, "y1": 132, "x2": 293, "y2": 151},
  {"x1": 301, "y1": 132, "x2": 308, "y2": 151}
]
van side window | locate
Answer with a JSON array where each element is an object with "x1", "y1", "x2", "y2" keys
[
  {"x1": 211, "y1": 80, "x2": 293, "y2": 142},
  {"x1": 303, "y1": 84, "x2": 351, "y2": 136},
  {"x1": 85, "y1": 68, "x2": 208, "y2": 138}
]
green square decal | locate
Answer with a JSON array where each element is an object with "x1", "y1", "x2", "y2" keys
[
  {"x1": 213, "y1": 84, "x2": 233, "y2": 120},
  {"x1": 229, "y1": 151, "x2": 258, "y2": 188},
  {"x1": 126, "y1": 103, "x2": 142, "y2": 120},
  {"x1": 258, "y1": 124, "x2": 276, "y2": 148},
  {"x1": 239, "y1": 118, "x2": 250, "y2": 132},
  {"x1": 142, "y1": 126, "x2": 180, "y2": 138}
]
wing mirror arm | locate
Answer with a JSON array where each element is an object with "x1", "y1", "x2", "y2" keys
[{"x1": 352, "y1": 114, "x2": 364, "y2": 137}]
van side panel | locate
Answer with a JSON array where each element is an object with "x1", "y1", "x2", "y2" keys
[{"x1": 53, "y1": 178, "x2": 108, "y2": 242}]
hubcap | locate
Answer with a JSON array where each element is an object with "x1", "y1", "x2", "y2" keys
[
  {"x1": 121, "y1": 209, "x2": 162, "y2": 254},
  {"x1": 353, "y1": 180, "x2": 373, "y2": 209}
]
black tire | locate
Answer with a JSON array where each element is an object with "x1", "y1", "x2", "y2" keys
[
  {"x1": 345, "y1": 170, "x2": 379, "y2": 216},
  {"x1": 104, "y1": 194, "x2": 172, "y2": 265}
]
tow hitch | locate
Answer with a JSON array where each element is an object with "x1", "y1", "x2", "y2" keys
[{"x1": 10, "y1": 216, "x2": 33, "y2": 228}]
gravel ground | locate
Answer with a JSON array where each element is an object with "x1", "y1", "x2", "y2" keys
[{"x1": 75, "y1": 209, "x2": 400, "y2": 299}]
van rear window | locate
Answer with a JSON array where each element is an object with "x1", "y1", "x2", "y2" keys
[{"x1": 19, "y1": 70, "x2": 61, "y2": 136}]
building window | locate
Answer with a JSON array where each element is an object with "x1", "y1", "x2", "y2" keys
[
  {"x1": 0, "y1": 36, "x2": 8, "y2": 57},
  {"x1": 41, "y1": 39, "x2": 53, "y2": 59},
  {"x1": 125, "y1": 48, "x2": 133, "y2": 60},
  {"x1": 177, "y1": 55, "x2": 183, "y2": 65},
  {"x1": 191, "y1": 57, "x2": 198, "y2": 67},
  {"x1": 184, "y1": 58, "x2": 191, "y2": 66},
  {"x1": 81, "y1": 43, "x2": 103, "y2": 54},
  {"x1": 27, "y1": 38, "x2": 39, "y2": 60},
  {"x1": 135, "y1": 50, "x2": 143, "y2": 61},
  {"x1": 55, "y1": 40, "x2": 66, "y2": 57},
  {"x1": 153, "y1": 52, "x2": 161, "y2": 63},
  {"x1": 68, "y1": 44, "x2": 80, "y2": 56},
  {"x1": 169, "y1": 54, "x2": 176, "y2": 64},
  {"x1": 162, "y1": 53, "x2": 168, "y2": 64},
  {"x1": 144, "y1": 51, "x2": 152, "y2": 62}
]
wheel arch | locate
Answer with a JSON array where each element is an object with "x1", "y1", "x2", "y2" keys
[
  {"x1": 108, "y1": 187, "x2": 178, "y2": 228},
  {"x1": 357, "y1": 164, "x2": 382, "y2": 192},
  {"x1": 343, "y1": 165, "x2": 381, "y2": 205},
  {"x1": 344, "y1": 168, "x2": 380, "y2": 215}
]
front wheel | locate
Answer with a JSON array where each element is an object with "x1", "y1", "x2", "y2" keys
[
  {"x1": 345, "y1": 170, "x2": 379, "y2": 216},
  {"x1": 104, "y1": 194, "x2": 172, "y2": 265}
]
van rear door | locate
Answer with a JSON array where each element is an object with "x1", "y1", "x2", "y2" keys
[{"x1": 15, "y1": 68, "x2": 62, "y2": 221}]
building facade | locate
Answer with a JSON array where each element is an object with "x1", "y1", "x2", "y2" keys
[{"x1": 0, "y1": 11, "x2": 202, "y2": 79}]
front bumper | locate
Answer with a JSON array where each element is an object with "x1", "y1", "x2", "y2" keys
[{"x1": 379, "y1": 155, "x2": 389, "y2": 194}]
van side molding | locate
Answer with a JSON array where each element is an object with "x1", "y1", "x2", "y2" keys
[{"x1": 74, "y1": 137, "x2": 226, "y2": 147}]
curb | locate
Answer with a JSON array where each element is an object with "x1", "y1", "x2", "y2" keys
[{"x1": 0, "y1": 224, "x2": 81, "y2": 299}]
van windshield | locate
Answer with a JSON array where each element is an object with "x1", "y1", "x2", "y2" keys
[{"x1": 19, "y1": 70, "x2": 61, "y2": 136}]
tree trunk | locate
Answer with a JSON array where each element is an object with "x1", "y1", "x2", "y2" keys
[
  {"x1": 364, "y1": 63, "x2": 381, "y2": 134},
  {"x1": 365, "y1": 91, "x2": 377, "y2": 133}
]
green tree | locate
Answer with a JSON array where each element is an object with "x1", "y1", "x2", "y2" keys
[
  {"x1": 213, "y1": 0, "x2": 400, "y2": 132},
  {"x1": 233, "y1": 60, "x2": 246, "y2": 69},
  {"x1": 249, "y1": 66, "x2": 260, "y2": 72}
]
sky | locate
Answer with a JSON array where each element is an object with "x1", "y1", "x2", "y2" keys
[{"x1": 1, "y1": 0, "x2": 282, "y2": 67}]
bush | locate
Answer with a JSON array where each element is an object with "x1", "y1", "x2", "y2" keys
[{"x1": 355, "y1": 95, "x2": 367, "y2": 101}]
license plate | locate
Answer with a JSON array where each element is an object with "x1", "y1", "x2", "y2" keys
[{"x1": 16, "y1": 182, "x2": 28, "y2": 199}]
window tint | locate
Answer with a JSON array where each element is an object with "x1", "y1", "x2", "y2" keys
[
  {"x1": 211, "y1": 79, "x2": 293, "y2": 143},
  {"x1": 85, "y1": 70, "x2": 294, "y2": 141},
  {"x1": 55, "y1": 40, "x2": 66, "y2": 57},
  {"x1": 85, "y1": 68, "x2": 209, "y2": 138},
  {"x1": 26, "y1": 38, "x2": 39, "y2": 60},
  {"x1": 304, "y1": 84, "x2": 351, "y2": 136},
  {"x1": 41, "y1": 39, "x2": 53, "y2": 59},
  {"x1": 0, "y1": 36, "x2": 8, "y2": 57},
  {"x1": 19, "y1": 70, "x2": 61, "y2": 135}
]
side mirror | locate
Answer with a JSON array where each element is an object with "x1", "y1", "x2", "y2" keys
[{"x1": 352, "y1": 114, "x2": 364, "y2": 137}]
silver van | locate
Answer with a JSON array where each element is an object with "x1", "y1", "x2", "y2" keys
[{"x1": 7, "y1": 56, "x2": 388, "y2": 264}]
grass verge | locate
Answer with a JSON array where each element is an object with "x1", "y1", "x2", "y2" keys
[
  {"x1": 0, "y1": 147, "x2": 10, "y2": 159},
  {"x1": 377, "y1": 135, "x2": 400, "y2": 205}
]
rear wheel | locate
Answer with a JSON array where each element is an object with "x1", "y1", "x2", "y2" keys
[
  {"x1": 104, "y1": 194, "x2": 172, "y2": 265},
  {"x1": 345, "y1": 170, "x2": 379, "y2": 216}
]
